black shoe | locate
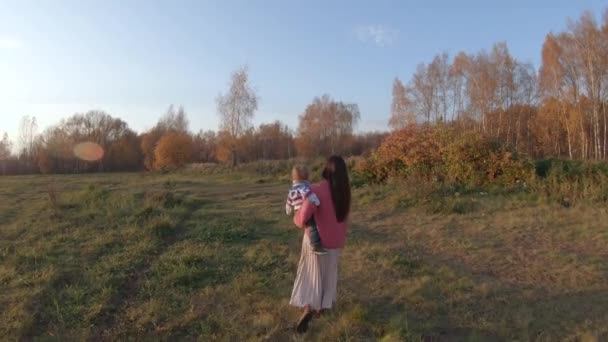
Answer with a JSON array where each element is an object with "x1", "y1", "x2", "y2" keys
[
  {"x1": 296, "y1": 310, "x2": 314, "y2": 334},
  {"x1": 311, "y1": 244, "x2": 327, "y2": 255}
]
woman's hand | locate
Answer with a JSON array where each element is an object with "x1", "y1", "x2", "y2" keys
[{"x1": 293, "y1": 198, "x2": 316, "y2": 228}]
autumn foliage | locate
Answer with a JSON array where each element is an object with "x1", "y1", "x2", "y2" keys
[
  {"x1": 360, "y1": 124, "x2": 533, "y2": 188},
  {"x1": 1, "y1": 8, "x2": 607, "y2": 177},
  {"x1": 216, "y1": 67, "x2": 259, "y2": 166},
  {"x1": 387, "y1": 10, "x2": 608, "y2": 163},
  {"x1": 296, "y1": 94, "x2": 360, "y2": 158},
  {"x1": 154, "y1": 132, "x2": 193, "y2": 170},
  {"x1": 141, "y1": 130, "x2": 164, "y2": 171}
]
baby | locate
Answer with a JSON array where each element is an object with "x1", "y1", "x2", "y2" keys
[{"x1": 285, "y1": 165, "x2": 326, "y2": 255}]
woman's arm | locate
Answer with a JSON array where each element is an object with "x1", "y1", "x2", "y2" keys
[{"x1": 293, "y1": 198, "x2": 316, "y2": 228}]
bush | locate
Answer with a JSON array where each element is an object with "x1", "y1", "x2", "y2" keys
[
  {"x1": 373, "y1": 125, "x2": 447, "y2": 181},
  {"x1": 535, "y1": 159, "x2": 608, "y2": 180},
  {"x1": 361, "y1": 125, "x2": 533, "y2": 189},
  {"x1": 234, "y1": 159, "x2": 293, "y2": 176},
  {"x1": 445, "y1": 132, "x2": 534, "y2": 187},
  {"x1": 154, "y1": 132, "x2": 193, "y2": 170},
  {"x1": 346, "y1": 156, "x2": 367, "y2": 188},
  {"x1": 533, "y1": 159, "x2": 608, "y2": 204}
]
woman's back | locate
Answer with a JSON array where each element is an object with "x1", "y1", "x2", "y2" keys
[
  {"x1": 294, "y1": 180, "x2": 347, "y2": 249},
  {"x1": 290, "y1": 155, "x2": 352, "y2": 333}
]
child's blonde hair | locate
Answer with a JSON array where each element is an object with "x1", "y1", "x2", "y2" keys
[{"x1": 292, "y1": 164, "x2": 310, "y2": 181}]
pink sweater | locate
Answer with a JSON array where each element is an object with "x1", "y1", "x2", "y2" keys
[{"x1": 293, "y1": 180, "x2": 348, "y2": 249}]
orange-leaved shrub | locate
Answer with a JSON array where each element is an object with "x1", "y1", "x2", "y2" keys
[
  {"x1": 442, "y1": 131, "x2": 534, "y2": 187},
  {"x1": 359, "y1": 124, "x2": 534, "y2": 188},
  {"x1": 154, "y1": 132, "x2": 193, "y2": 170}
]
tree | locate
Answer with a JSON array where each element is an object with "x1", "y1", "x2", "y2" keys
[
  {"x1": 406, "y1": 53, "x2": 453, "y2": 125},
  {"x1": 468, "y1": 50, "x2": 498, "y2": 132},
  {"x1": 351, "y1": 132, "x2": 388, "y2": 156},
  {"x1": 216, "y1": 66, "x2": 259, "y2": 166},
  {"x1": 540, "y1": 33, "x2": 578, "y2": 159},
  {"x1": 34, "y1": 135, "x2": 53, "y2": 174},
  {"x1": 107, "y1": 130, "x2": 142, "y2": 171},
  {"x1": 27, "y1": 110, "x2": 143, "y2": 174},
  {"x1": 0, "y1": 133, "x2": 12, "y2": 175},
  {"x1": 504, "y1": 63, "x2": 538, "y2": 153},
  {"x1": 450, "y1": 52, "x2": 472, "y2": 124},
  {"x1": 410, "y1": 63, "x2": 434, "y2": 123},
  {"x1": 141, "y1": 130, "x2": 164, "y2": 170},
  {"x1": 537, "y1": 10, "x2": 608, "y2": 160},
  {"x1": 18, "y1": 116, "x2": 37, "y2": 155},
  {"x1": 389, "y1": 78, "x2": 415, "y2": 129},
  {"x1": 38, "y1": 125, "x2": 77, "y2": 173},
  {"x1": 18, "y1": 116, "x2": 37, "y2": 172},
  {"x1": 429, "y1": 52, "x2": 451, "y2": 122},
  {"x1": 215, "y1": 130, "x2": 234, "y2": 164},
  {"x1": 296, "y1": 94, "x2": 360, "y2": 158},
  {"x1": 256, "y1": 121, "x2": 294, "y2": 159},
  {"x1": 570, "y1": 12, "x2": 604, "y2": 159},
  {"x1": 158, "y1": 105, "x2": 189, "y2": 133},
  {"x1": 141, "y1": 106, "x2": 190, "y2": 170},
  {"x1": 490, "y1": 42, "x2": 516, "y2": 137},
  {"x1": 192, "y1": 130, "x2": 218, "y2": 163},
  {"x1": 237, "y1": 128, "x2": 259, "y2": 162},
  {"x1": 59, "y1": 110, "x2": 130, "y2": 171},
  {"x1": 154, "y1": 132, "x2": 193, "y2": 170}
]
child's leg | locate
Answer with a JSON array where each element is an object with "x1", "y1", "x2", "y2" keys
[
  {"x1": 305, "y1": 217, "x2": 321, "y2": 246},
  {"x1": 306, "y1": 217, "x2": 326, "y2": 254}
]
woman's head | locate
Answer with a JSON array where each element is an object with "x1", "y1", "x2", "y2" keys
[{"x1": 322, "y1": 155, "x2": 351, "y2": 223}]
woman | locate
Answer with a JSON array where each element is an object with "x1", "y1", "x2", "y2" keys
[{"x1": 290, "y1": 155, "x2": 351, "y2": 333}]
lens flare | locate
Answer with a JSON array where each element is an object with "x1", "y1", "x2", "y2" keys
[{"x1": 73, "y1": 142, "x2": 104, "y2": 162}]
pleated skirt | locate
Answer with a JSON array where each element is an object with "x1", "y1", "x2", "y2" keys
[{"x1": 289, "y1": 233, "x2": 341, "y2": 310}]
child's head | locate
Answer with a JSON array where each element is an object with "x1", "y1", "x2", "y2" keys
[{"x1": 292, "y1": 164, "x2": 310, "y2": 182}]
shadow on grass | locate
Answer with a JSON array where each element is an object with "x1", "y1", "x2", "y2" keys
[
  {"x1": 87, "y1": 197, "x2": 209, "y2": 339},
  {"x1": 20, "y1": 193, "x2": 209, "y2": 340}
]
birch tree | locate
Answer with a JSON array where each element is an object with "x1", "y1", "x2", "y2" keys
[{"x1": 216, "y1": 66, "x2": 259, "y2": 166}]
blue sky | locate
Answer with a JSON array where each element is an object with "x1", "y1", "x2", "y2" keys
[{"x1": 0, "y1": 0, "x2": 606, "y2": 142}]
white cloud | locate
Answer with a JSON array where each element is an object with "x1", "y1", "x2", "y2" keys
[
  {"x1": 355, "y1": 25, "x2": 398, "y2": 47},
  {"x1": 0, "y1": 38, "x2": 24, "y2": 49}
]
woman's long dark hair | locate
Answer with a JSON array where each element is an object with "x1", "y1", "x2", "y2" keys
[{"x1": 322, "y1": 155, "x2": 351, "y2": 223}]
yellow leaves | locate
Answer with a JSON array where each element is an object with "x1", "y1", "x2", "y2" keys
[
  {"x1": 362, "y1": 125, "x2": 533, "y2": 187},
  {"x1": 296, "y1": 95, "x2": 360, "y2": 158},
  {"x1": 153, "y1": 132, "x2": 193, "y2": 170}
]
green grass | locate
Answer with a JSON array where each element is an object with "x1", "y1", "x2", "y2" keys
[{"x1": 1, "y1": 171, "x2": 608, "y2": 340}]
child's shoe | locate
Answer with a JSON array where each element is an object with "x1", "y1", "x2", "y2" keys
[{"x1": 311, "y1": 244, "x2": 327, "y2": 255}]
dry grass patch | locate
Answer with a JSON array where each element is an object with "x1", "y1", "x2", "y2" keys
[{"x1": 1, "y1": 173, "x2": 607, "y2": 340}]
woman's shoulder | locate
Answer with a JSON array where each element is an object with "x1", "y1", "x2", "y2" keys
[{"x1": 311, "y1": 180, "x2": 329, "y2": 193}]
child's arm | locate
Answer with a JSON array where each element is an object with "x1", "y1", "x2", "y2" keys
[
  {"x1": 285, "y1": 202, "x2": 293, "y2": 215},
  {"x1": 300, "y1": 186, "x2": 320, "y2": 207},
  {"x1": 293, "y1": 198, "x2": 317, "y2": 229},
  {"x1": 306, "y1": 192, "x2": 320, "y2": 207},
  {"x1": 285, "y1": 188, "x2": 295, "y2": 215}
]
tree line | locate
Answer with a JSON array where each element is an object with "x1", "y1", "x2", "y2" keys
[
  {"x1": 0, "y1": 67, "x2": 381, "y2": 175},
  {"x1": 1, "y1": 8, "x2": 606, "y2": 175},
  {"x1": 389, "y1": 9, "x2": 608, "y2": 160}
]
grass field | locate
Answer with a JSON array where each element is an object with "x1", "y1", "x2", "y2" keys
[{"x1": 1, "y1": 171, "x2": 608, "y2": 341}]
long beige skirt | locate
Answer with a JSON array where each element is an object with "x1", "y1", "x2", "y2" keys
[{"x1": 289, "y1": 233, "x2": 341, "y2": 310}]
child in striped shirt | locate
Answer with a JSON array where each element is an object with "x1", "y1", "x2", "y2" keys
[{"x1": 285, "y1": 165, "x2": 326, "y2": 255}]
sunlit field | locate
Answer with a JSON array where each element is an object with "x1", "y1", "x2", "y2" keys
[
  {"x1": 3, "y1": 1, "x2": 608, "y2": 341},
  {"x1": 1, "y1": 170, "x2": 607, "y2": 341}
]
